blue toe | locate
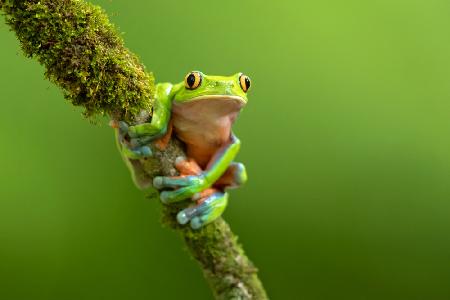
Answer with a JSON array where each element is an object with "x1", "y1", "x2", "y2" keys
[
  {"x1": 140, "y1": 146, "x2": 152, "y2": 157},
  {"x1": 130, "y1": 139, "x2": 140, "y2": 148},
  {"x1": 118, "y1": 121, "x2": 129, "y2": 134},
  {"x1": 190, "y1": 217, "x2": 203, "y2": 230},
  {"x1": 160, "y1": 191, "x2": 170, "y2": 204},
  {"x1": 177, "y1": 211, "x2": 190, "y2": 225},
  {"x1": 153, "y1": 177, "x2": 163, "y2": 189}
]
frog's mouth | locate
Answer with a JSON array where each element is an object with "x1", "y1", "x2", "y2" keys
[
  {"x1": 187, "y1": 95, "x2": 246, "y2": 106},
  {"x1": 172, "y1": 95, "x2": 246, "y2": 120}
]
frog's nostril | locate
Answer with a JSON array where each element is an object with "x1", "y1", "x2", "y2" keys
[{"x1": 225, "y1": 87, "x2": 234, "y2": 95}]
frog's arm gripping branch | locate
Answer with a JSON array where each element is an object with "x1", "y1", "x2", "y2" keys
[
  {"x1": 0, "y1": 1, "x2": 268, "y2": 299},
  {"x1": 128, "y1": 83, "x2": 173, "y2": 139},
  {"x1": 115, "y1": 83, "x2": 173, "y2": 163}
]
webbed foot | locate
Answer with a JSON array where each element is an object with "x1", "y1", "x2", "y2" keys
[
  {"x1": 111, "y1": 120, "x2": 154, "y2": 159},
  {"x1": 153, "y1": 157, "x2": 209, "y2": 204},
  {"x1": 177, "y1": 190, "x2": 228, "y2": 229}
]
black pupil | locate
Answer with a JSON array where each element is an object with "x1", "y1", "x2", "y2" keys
[
  {"x1": 244, "y1": 77, "x2": 251, "y2": 89},
  {"x1": 187, "y1": 74, "x2": 196, "y2": 87}
]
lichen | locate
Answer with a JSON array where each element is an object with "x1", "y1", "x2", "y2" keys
[{"x1": 0, "y1": 0, "x2": 154, "y2": 121}]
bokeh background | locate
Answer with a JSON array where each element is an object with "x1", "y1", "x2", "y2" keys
[{"x1": 1, "y1": 0, "x2": 450, "y2": 299}]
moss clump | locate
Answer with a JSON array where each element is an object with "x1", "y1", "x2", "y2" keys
[{"x1": 0, "y1": 0, "x2": 154, "y2": 121}]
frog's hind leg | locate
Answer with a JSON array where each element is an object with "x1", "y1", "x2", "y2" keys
[
  {"x1": 176, "y1": 162, "x2": 245, "y2": 228},
  {"x1": 177, "y1": 190, "x2": 228, "y2": 229},
  {"x1": 214, "y1": 162, "x2": 248, "y2": 190}
]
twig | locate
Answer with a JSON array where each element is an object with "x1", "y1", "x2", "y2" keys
[{"x1": 0, "y1": 0, "x2": 268, "y2": 299}]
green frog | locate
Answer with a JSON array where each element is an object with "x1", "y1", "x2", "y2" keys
[{"x1": 114, "y1": 71, "x2": 251, "y2": 229}]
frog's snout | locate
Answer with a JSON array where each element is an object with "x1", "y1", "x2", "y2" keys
[{"x1": 208, "y1": 80, "x2": 235, "y2": 95}]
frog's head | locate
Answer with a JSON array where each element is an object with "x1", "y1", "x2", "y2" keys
[{"x1": 172, "y1": 71, "x2": 251, "y2": 110}]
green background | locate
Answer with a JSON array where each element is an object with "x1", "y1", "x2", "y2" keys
[{"x1": 1, "y1": 0, "x2": 450, "y2": 299}]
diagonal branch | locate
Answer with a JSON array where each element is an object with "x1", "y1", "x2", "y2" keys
[{"x1": 0, "y1": 0, "x2": 268, "y2": 299}]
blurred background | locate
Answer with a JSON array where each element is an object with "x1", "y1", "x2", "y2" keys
[{"x1": 1, "y1": 0, "x2": 450, "y2": 299}]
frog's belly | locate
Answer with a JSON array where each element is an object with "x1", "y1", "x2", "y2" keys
[
  {"x1": 172, "y1": 100, "x2": 241, "y2": 168},
  {"x1": 173, "y1": 115, "x2": 234, "y2": 167}
]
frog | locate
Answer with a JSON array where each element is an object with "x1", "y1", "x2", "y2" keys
[{"x1": 113, "y1": 71, "x2": 251, "y2": 229}]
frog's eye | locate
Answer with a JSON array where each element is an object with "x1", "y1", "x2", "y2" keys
[
  {"x1": 239, "y1": 74, "x2": 251, "y2": 93},
  {"x1": 184, "y1": 71, "x2": 202, "y2": 90}
]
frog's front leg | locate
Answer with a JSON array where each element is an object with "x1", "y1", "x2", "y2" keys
[
  {"x1": 114, "y1": 121, "x2": 153, "y2": 159},
  {"x1": 154, "y1": 134, "x2": 241, "y2": 204},
  {"x1": 117, "y1": 83, "x2": 173, "y2": 159}
]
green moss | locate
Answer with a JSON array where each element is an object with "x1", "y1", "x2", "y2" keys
[
  {"x1": 0, "y1": 0, "x2": 154, "y2": 121},
  {"x1": 182, "y1": 219, "x2": 267, "y2": 300}
]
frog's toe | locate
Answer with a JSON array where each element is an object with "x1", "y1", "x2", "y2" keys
[
  {"x1": 176, "y1": 205, "x2": 204, "y2": 227},
  {"x1": 129, "y1": 136, "x2": 153, "y2": 148},
  {"x1": 130, "y1": 145, "x2": 152, "y2": 157},
  {"x1": 177, "y1": 208, "x2": 194, "y2": 225},
  {"x1": 153, "y1": 175, "x2": 201, "y2": 190},
  {"x1": 159, "y1": 186, "x2": 196, "y2": 204},
  {"x1": 153, "y1": 175, "x2": 205, "y2": 192},
  {"x1": 189, "y1": 196, "x2": 228, "y2": 229},
  {"x1": 139, "y1": 146, "x2": 152, "y2": 157},
  {"x1": 127, "y1": 126, "x2": 137, "y2": 138},
  {"x1": 176, "y1": 192, "x2": 228, "y2": 229},
  {"x1": 122, "y1": 145, "x2": 152, "y2": 159},
  {"x1": 190, "y1": 217, "x2": 203, "y2": 230},
  {"x1": 118, "y1": 121, "x2": 129, "y2": 135}
]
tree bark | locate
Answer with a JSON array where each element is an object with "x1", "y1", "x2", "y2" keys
[{"x1": 0, "y1": 1, "x2": 268, "y2": 299}]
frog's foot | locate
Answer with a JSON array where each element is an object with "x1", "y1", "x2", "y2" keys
[
  {"x1": 154, "y1": 173, "x2": 208, "y2": 204},
  {"x1": 113, "y1": 121, "x2": 154, "y2": 159},
  {"x1": 154, "y1": 156, "x2": 208, "y2": 204},
  {"x1": 215, "y1": 162, "x2": 248, "y2": 189},
  {"x1": 177, "y1": 190, "x2": 228, "y2": 229}
]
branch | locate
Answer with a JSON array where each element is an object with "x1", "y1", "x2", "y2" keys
[{"x1": 0, "y1": 1, "x2": 268, "y2": 299}]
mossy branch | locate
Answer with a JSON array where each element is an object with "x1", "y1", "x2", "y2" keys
[
  {"x1": 0, "y1": 0, "x2": 268, "y2": 299},
  {"x1": 0, "y1": 0, "x2": 153, "y2": 121}
]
